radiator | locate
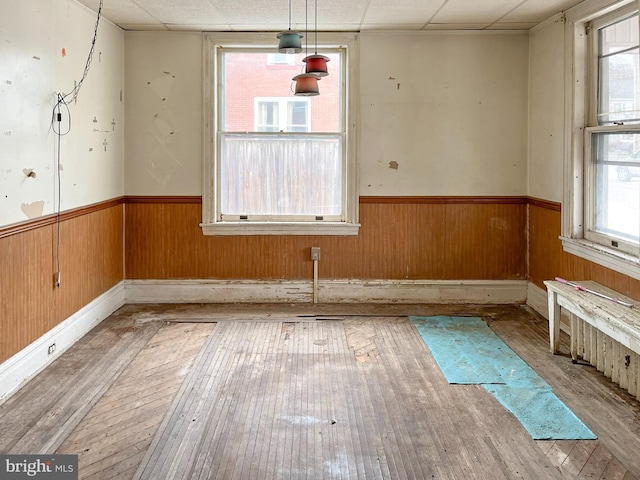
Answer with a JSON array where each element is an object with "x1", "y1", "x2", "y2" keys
[{"x1": 571, "y1": 313, "x2": 640, "y2": 400}]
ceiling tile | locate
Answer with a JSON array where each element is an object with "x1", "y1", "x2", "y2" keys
[
  {"x1": 71, "y1": 0, "x2": 591, "y2": 32},
  {"x1": 77, "y1": 0, "x2": 162, "y2": 26},
  {"x1": 424, "y1": 23, "x2": 492, "y2": 30},
  {"x1": 362, "y1": 0, "x2": 442, "y2": 27},
  {"x1": 431, "y1": 0, "x2": 524, "y2": 24},
  {"x1": 132, "y1": 0, "x2": 223, "y2": 25},
  {"x1": 486, "y1": 22, "x2": 538, "y2": 30},
  {"x1": 500, "y1": 0, "x2": 584, "y2": 23}
]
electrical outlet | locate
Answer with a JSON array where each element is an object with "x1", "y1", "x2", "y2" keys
[
  {"x1": 48, "y1": 343, "x2": 56, "y2": 355},
  {"x1": 311, "y1": 247, "x2": 321, "y2": 261}
]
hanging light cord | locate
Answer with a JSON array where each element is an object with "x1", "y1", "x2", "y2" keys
[
  {"x1": 314, "y1": 0, "x2": 318, "y2": 54},
  {"x1": 61, "y1": 0, "x2": 103, "y2": 106},
  {"x1": 305, "y1": 0, "x2": 309, "y2": 56},
  {"x1": 50, "y1": 0, "x2": 103, "y2": 287}
]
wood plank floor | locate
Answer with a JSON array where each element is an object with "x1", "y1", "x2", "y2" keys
[{"x1": 1, "y1": 304, "x2": 639, "y2": 479}]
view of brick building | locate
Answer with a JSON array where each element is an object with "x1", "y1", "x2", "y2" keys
[{"x1": 223, "y1": 51, "x2": 341, "y2": 132}]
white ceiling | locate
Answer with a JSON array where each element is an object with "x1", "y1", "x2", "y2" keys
[{"x1": 76, "y1": 0, "x2": 586, "y2": 31}]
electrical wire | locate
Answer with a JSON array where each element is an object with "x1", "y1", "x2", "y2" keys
[
  {"x1": 51, "y1": 0, "x2": 103, "y2": 286},
  {"x1": 62, "y1": 0, "x2": 103, "y2": 106},
  {"x1": 314, "y1": 0, "x2": 318, "y2": 55},
  {"x1": 56, "y1": 111, "x2": 62, "y2": 284},
  {"x1": 51, "y1": 0, "x2": 103, "y2": 132},
  {"x1": 52, "y1": 93, "x2": 71, "y2": 136}
]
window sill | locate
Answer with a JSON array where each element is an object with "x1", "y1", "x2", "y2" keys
[
  {"x1": 561, "y1": 236, "x2": 640, "y2": 281},
  {"x1": 200, "y1": 221, "x2": 361, "y2": 236}
]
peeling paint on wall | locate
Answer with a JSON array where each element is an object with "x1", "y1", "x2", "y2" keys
[
  {"x1": 1, "y1": 0, "x2": 125, "y2": 227},
  {"x1": 21, "y1": 201, "x2": 45, "y2": 219}
]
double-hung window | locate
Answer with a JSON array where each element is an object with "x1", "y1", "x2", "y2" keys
[
  {"x1": 564, "y1": 1, "x2": 640, "y2": 277},
  {"x1": 201, "y1": 33, "x2": 359, "y2": 235}
]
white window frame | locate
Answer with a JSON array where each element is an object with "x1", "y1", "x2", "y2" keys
[
  {"x1": 201, "y1": 32, "x2": 360, "y2": 236},
  {"x1": 563, "y1": 0, "x2": 640, "y2": 279}
]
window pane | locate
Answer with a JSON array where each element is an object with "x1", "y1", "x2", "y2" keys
[
  {"x1": 220, "y1": 134, "x2": 342, "y2": 215},
  {"x1": 288, "y1": 101, "x2": 308, "y2": 132},
  {"x1": 223, "y1": 51, "x2": 341, "y2": 132},
  {"x1": 256, "y1": 101, "x2": 279, "y2": 132},
  {"x1": 597, "y1": 14, "x2": 640, "y2": 125},
  {"x1": 592, "y1": 132, "x2": 640, "y2": 244},
  {"x1": 267, "y1": 53, "x2": 294, "y2": 65}
]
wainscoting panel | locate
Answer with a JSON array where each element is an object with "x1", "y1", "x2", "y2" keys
[
  {"x1": 0, "y1": 203, "x2": 124, "y2": 364},
  {"x1": 527, "y1": 200, "x2": 640, "y2": 301},
  {"x1": 124, "y1": 197, "x2": 528, "y2": 282}
]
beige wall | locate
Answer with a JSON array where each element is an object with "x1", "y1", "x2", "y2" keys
[
  {"x1": 359, "y1": 31, "x2": 529, "y2": 196},
  {"x1": 527, "y1": 15, "x2": 565, "y2": 202},
  {"x1": 123, "y1": 30, "x2": 530, "y2": 197},
  {"x1": 124, "y1": 32, "x2": 203, "y2": 196},
  {"x1": 0, "y1": 0, "x2": 124, "y2": 228}
]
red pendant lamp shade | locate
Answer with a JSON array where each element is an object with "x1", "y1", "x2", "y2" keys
[{"x1": 303, "y1": 54, "x2": 329, "y2": 77}]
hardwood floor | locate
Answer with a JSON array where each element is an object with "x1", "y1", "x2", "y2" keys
[{"x1": 1, "y1": 304, "x2": 639, "y2": 479}]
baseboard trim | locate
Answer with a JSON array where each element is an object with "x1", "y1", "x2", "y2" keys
[
  {"x1": 124, "y1": 279, "x2": 528, "y2": 304},
  {"x1": 0, "y1": 282, "x2": 125, "y2": 405},
  {"x1": 527, "y1": 282, "x2": 549, "y2": 319},
  {"x1": 526, "y1": 282, "x2": 569, "y2": 334}
]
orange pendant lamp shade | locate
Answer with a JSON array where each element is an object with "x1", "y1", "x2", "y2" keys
[{"x1": 292, "y1": 73, "x2": 320, "y2": 96}]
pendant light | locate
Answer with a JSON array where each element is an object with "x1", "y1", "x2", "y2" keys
[
  {"x1": 277, "y1": 0, "x2": 302, "y2": 54},
  {"x1": 293, "y1": 0, "x2": 320, "y2": 96},
  {"x1": 292, "y1": 73, "x2": 320, "y2": 95},
  {"x1": 303, "y1": 0, "x2": 329, "y2": 77}
]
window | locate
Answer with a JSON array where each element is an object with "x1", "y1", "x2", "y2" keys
[
  {"x1": 564, "y1": 1, "x2": 640, "y2": 278},
  {"x1": 255, "y1": 98, "x2": 310, "y2": 132},
  {"x1": 202, "y1": 33, "x2": 359, "y2": 235},
  {"x1": 267, "y1": 53, "x2": 296, "y2": 65}
]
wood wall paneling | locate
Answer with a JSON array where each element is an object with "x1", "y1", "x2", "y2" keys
[
  {"x1": 528, "y1": 203, "x2": 640, "y2": 300},
  {"x1": 6, "y1": 194, "x2": 640, "y2": 365},
  {"x1": 0, "y1": 205, "x2": 124, "y2": 364},
  {"x1": 0, "y1": 227, "x2": 54, "y2": 363},
  {"x1": 443, "y1": 203, "x2": 527, "y2": 280},
  {"x1": 124, "y1": 203, "x2": 291, "y2": 280},
  {"x1": 124, "y1": 197, "x2": 527, "y2": 281},
  {"x1": 527, "y1": 204, "x2": 563, "y2": 289}
]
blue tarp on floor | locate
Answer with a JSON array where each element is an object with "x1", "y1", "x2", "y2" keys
[{"x1": 409, "y1": 315, "x2": 596, "y2": 440}]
